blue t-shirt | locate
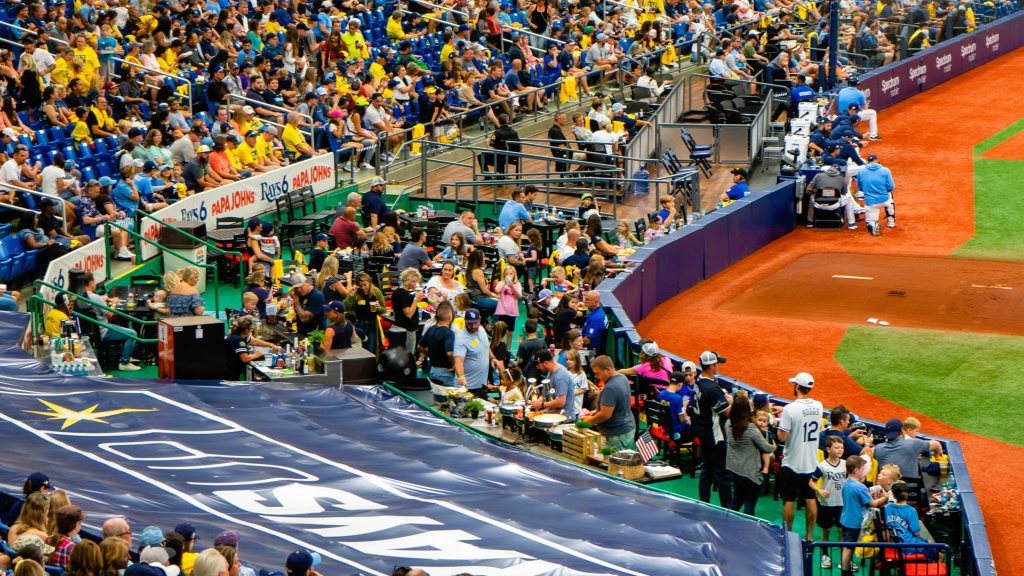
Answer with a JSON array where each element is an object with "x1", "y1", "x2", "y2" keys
[
  {"x1": 546, "y1": 365, "x2": 577, "y2": 422},
  {"x1": 498, "y1": 199, "x2": 531, "y2": 230},
  {"x1": 840, "y1": 478, "x2": 873, "y2": 530},
  {"x1": 97, "y1": 36, "x2": 117, "y2": 64},
  {"x1": 361, "y1": 190, "x2": 389, "y2": 225},
  {"x1": 581, "y1": 306, "x2": 606, "y2": 349},
  {"x1": 885, "y1": 503, "x2": 929, "y2": 551},
  {"x1": 133, "y1": 174, "x2": 155, "y2": 203},
  {"x1": 725, "y1": 181, "x2": 750, "y2": 200},
  {"x1": 295, "y1": 288, "x2": 327, "y2": 335},
  {"x1": 453, "y1": 325, "x2": 489, "y2": 390},
  {"x1": 818, "y1": 428, "x2": 864, "y2": 457},
  {"x1": 316, "y1": 14, "x2": 331, "y2": 39},
  {"x1": 658, "y1": 389, "x2": 687, "y2": 436},
  {"x1": 837, "y1": 87, "x2": 867, "y2": 115},
  {"x1": 112, "y1": 180, "x2": 139, "y2": 215}
]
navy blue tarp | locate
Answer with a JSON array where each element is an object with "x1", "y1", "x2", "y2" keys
[{"x1": 0, "y1": 314, "x2": 791, "y2": 576}]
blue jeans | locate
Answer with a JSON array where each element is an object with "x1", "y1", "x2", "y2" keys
[
  {"x1": 429, "y1": 365, "x2": 456, "y2": 387},
  {"x1": 0, "y1": 295, "x2": 17, "y2": 312},
  {"x1": 472, "y1": 297, "x2": 498, "y2": 312},
  {"x1": 104, "y1": 327, "x2": 137, "y2": 364},
  {"x1": 730, "y1": 473, "x2": 763, "y2": 516},
  {"x1": 698, "y1": 438, "x2": 732, "y2": 508}
]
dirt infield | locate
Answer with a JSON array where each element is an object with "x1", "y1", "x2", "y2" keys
[
  {"x1": 979, "y1": 128, "x2": 1024, "y2": 160},
  {"x1": 637, "y1": 47, "x2": 1024, "y2": 573},
  {"x1": 722, "y1": 253, "x2": 1024, "y2": 336}
]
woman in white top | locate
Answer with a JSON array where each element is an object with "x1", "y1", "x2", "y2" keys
[
  {"x1": 586, "y1": 98, "x2": 609, "y2": 127},
  {"x1": 425, "y1": 260, "x2": 465, "y2": 301},
  {"x1": 637, "y1": 66, "x2": 672, "y2": 98},
  {"x1": 392, "y1": 65, "x2": 416, "y2": 102}
]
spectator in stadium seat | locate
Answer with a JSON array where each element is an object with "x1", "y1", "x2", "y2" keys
[
  {"x1": 282, "y1": 112, "x2": 319, "y2": 161},
  {"x1": 875, "y1": 418, "x2": 943, "y2": 486},
  {"x1": 182, "y1": 145, "x2": 221, "y2": 192},
  {"x1": 192, "y1": 549, "x2": 228, "y2": 576},
  {"x1": 819, "y1": 405, "x2": 873, "y2": 458},
  {"x1": 100, "y1": 518, "x2": 133, "y2": 547},
  {"x1": 443, "y1": 211, "x2": 482, "y2": 245},
  {"x1": 170, "y1": 127, "x2": 202, "y2": 166},
  {"x1": 213, "y1": 532, "x2": 255, "y2": 576},
  {"x1": 330, "y1": 207, "x2": 366, "y2": 250},
  {"x1": 720, "y1": 168, "x2": 751, "y2": 202}
]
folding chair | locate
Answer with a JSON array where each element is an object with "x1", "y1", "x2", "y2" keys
[{"x1": 811, "y1": 187, "x2": 845, "y2": 230}]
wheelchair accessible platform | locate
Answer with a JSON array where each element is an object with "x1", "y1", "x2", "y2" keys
[{"x1": 720, "y1": 253, "x2": 1024, "y2": 337}]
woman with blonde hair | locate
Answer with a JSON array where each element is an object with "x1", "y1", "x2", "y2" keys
[
  {"x1": 98, "y1": 538, "x2": 129, "y2": 576},
  {"x1": 45, "y1": 490, "x2": 72, "y2": 540},
  {"x1": 13, "y1": 560, "x2": 44, "y2": 576},
  {"x1": 8, "y1": 493, "x2": 51, "y2": 556},
  {"x1": 163, "y1": 270, "x2": 181, "y2": 291},
  {"x1": 369, "y1": 230, "x2": 394, "y2": 259},
  {"x1": 314, "y1": 256, "x2": 351, "y2": 303},
  {"x1": 65, "y1": 540, "x2": 102, "y2": 576},
  {"x1": 168, "y1": 267, "x2": 205, "y2": 317},
  {"x1": 392, "y1": 268, "x2": 423, "y2": 354}
]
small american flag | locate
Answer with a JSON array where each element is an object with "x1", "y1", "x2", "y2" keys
[{"x1": 635, "y1": 430, "x2": 659, "y2": 462}]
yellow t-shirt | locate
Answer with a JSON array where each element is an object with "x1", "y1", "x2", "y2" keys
[
  {"x1": 235, "y1": 141, "x2": 257, "y2": 166},
  {"x1": 89, "y1": 106, "x2": 115, "y2": 131},
  {"x1": 254, "y1": 136, "x2": 274, "y2": 160},
  {"x1": 282, "y1": 124, "x2": 304, "y2": 156},
  {"x1": 53, "y1": 58, "x2": 72, "y2": 86},
  {"x1": 228, "y1": 147, "x2": 244, "y2": 170},
  {"x1": 73, "y1": 47, "x2": 99, "y2": 81},
  {"x1": 368, "y1": 62, "x2": 387, "y2": 82},
  {"x1": 266, "y1": 21, "x2": 283, "y2": 35},
  {"x1": 341, "y1": 32, "x2": 369, "y2": 59},
  {"x1": 440, "y1": 44, "x2": 455, "y2": 62},
  {"x1": 72, "y1": 121, "x2": 91, "y2": 143},
  {"x1": 181, "y1": 552, "x2": 197, "y2": 576},
  {"x1": 45, "y1": 310, "x2": 70, "y2": 336},
  {"x1": 386, "y1": 18, "x2": 406, "y2": 40}
]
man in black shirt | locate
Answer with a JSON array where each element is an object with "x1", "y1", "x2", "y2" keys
[
  {"x1": 548, "y1": 112, "x2": 570, "y2": 174},
  {"x1": 206, "y1": 66, "x2": 229, "y2": 108},
  {"x1": 418, "y1": 303, "x2": 457, "y2": 386},
  {"x1": 481, "y1": 64, "x2": 512, "y2": 119},
  {"x1": 481, "y1": 113, "x2": 519, "y2": 174},
  {"x1": 692, "y1": 350, "x2": 734, "y2": 507},
  {"x1": 516, "y1": 319, "x2": 547, "y2": 381},
  {"x1": 64, "y1": 78, "x2": 90, "y2": 111}
]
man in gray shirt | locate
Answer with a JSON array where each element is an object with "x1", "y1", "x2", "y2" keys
[
  {"x1": 453, "y1": 309, "x2": 494, "y2": 392},
  {"x1": 442, "y1": 211, "x2": 482, "y2": 245},
  {"x1": 170, "y1": 127, "x2": 202, "y2": 165},
  {"x1": 396, "y1": 228, "x2": 430, "y2": 272},
  {"x1": 807, "y1": 165, "x2": 857, "y2": 229},
  {"x1": 875, "y1": 419, "x2": 944, "y2": 481},
  {"x1": 581, "y1": 355, "x2": 635, "y2": 450},
  {"x1": 529, "y1": 350, "x2": 577, "y2": 422}
]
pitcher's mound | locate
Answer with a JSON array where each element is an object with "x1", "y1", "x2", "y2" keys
[{"x1": 721, "y1": 253, "x2": 1024, "y2": 336}]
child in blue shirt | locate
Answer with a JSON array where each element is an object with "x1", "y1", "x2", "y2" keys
[
  {"x1": 658, "y1": 370, "x2": 693, "y2": 439},
  {"x1": 886, "y1": 482, "x2": 939, "y2": 560},
  {"x1": 839, "y1": 455, "x2": 886, "y2": 575}
]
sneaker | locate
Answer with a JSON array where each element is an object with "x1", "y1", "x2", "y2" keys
[
  {"x1": 118, "y1": 363, "x2": 141, "y2": 371},
  {"x1": 820, "y1": 555, "x2": 832, "y2": 569},
  {"x1": 360, "y1": 162, "x2": 373, "y2": 170},
  {"x1": 115, "y1": 248, "x2": 133, "y2": 260},
  {"x1": 341, "y1": 165, "x2": 354, "y2": 173},
  {"x1": 870, "y1": 222, "x2": 881, "y2": 236},
  {"x1": 847, "y1": 224, "x2": 857, "y2": 230},
  {"x1": 869, "y1": 135, "x2": 883, "y2": 140},
  {"x1": 852, "y1": 562, "x2": 860, "y2": 572},
  {"x1": 887, "y1": 216, "x2": 896, "y2": 228}
]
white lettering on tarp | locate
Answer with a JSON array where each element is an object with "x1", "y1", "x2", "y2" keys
[
  {"x1": 270, "y1": 515, "x2": 443, "y2": 538},
  {"x1": 216, "y1": 483, "x2": 387, "y2": 515},
  {"x1": 342, "y1": 530, "x2": 533, "y2": 561},
  {"x1": 430, "y1": 561, "x2": 606, "y2": 576},
  {"x1": 99, "y1": 440, "x2": 263, "y2": 461},
  {"x1": 152, "y1": 462, "x2": 319, "y2": 486}
]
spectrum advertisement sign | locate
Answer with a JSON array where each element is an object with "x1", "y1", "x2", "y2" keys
[{"x1": 139, "y1": 155, "x2": 335, "y2": 260}]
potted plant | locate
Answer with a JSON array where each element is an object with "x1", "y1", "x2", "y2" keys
[
  {"x1": 307, "y1": 329, "x2": 325, "y2": 354},
  {"x1": 464, "y1": 399, "x2": 484, "y2": 420}
]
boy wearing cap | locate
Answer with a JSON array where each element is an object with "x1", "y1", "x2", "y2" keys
[
  {"x1": 693, "y1": 351, "x2": 733, "y2": 506},
  {"x1": 720, "y1": 168, "x2": 750, "y2": 201},
  {"x1": 874, "y1": 418, "x2": 943, "y2": 491},
  {"x1": 777, "y1": 372, "x2": 824, "y2": 540},
  {"x1": 285, "y1": 550, "x2": 322, "y2": 576},
  {"x1": 308, "y1": 233, "x2": 330, "y2": 272},
  {"x1": 659, "y1": 370, "x2": 693, "y2": 440},
  {"x1": 52, "y1": 505, "x2": 87, "y2": 568}
]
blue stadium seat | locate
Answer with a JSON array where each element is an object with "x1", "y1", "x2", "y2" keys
[
  {"x1": 2, "y1": 236, "x2": 27, "y2": 280},
  {"x1": 81, "y1": 166, "x2": 96, "y2": 182},
  {"x1": 0, "y1": 239, "x2": 12, "y2": 283}
]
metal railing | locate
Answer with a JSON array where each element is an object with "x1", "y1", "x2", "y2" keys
[
  {"x1": 31, "y1": 279, "x2": 159, "y2": 336},
  {"x1": 110, "y1": 57, "x2": 194, "y2": 117},
  {"x1": 225, "y1": 94, "x2": 313, "y2": 146},
  {"x1": 0, "y1": 183, "x2": 69, "y2": 235},
  {"x1": 0, "y1": 21, "x2": 69, "y2": 45}
]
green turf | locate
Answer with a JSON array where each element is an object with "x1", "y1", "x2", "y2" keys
[
  {"x1": 835, "y1": 324, "x2": 1024, "y2": 448},
  {"x1": 951, "y1": 157, "x2": 1024, "y2": 261}
]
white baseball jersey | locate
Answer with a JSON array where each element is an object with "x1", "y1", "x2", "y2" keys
[{"x1": 779, "y1": 398, "x2": 825, "y2": 474}]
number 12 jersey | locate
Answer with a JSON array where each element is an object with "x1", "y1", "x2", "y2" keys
[{"x1": 779, "y1": 398, "x2": 825, "y2": 474}]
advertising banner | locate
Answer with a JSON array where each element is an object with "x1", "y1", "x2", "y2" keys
[
  {"x1": 139, "y1": 155, "x2": 335, "y2": 260},
  {"x1": 40, "y1": 238, "x2": 108, "y2": 306},
  {"x1": 959, "y1": 32, "x2": 982, "y2": 72},
  {"x1": 924, "y1": 40, "x2": 963, "y2": 87},
  {"x1": 856, "y1": 74, "x2": 880, "y2": 111},
  {"x1": 976, "y1": 21, "x2": 1009, "y2": 64},
  {"x1": 1012, "y1": 13, "x2": 1024, "y2": 50},
  {"x1": 871, "y1": 62, "x2": 908, "y2": 111}
]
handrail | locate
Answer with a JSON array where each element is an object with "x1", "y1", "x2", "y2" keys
[
  {"x1": 412, "y1": 0, "x2": 469, "y2": 17},
  {"x1": 420, "y1": 14, "x2": 462, "y2": 29},
  {"x1": 226, "y1": 94, "x2": 313, "y2": 146},
  {"x1": 28, "y1": 295, "x2": 157, "y2": 347},
  {"x1": 0, "y1": 21, "x2": 69, "y2": 45},
  {"x1": 502, "y1": 25, "x2": 566, "y2": 45},
  {"x1": 32, "y1": 280, "x2": 158, "y2": 328},
  {"x1": 423, "y1": 141, "x2": 625, "y2": 170},
  {"x1": 1, "y1": 183, "x2": 69, "y2": 235},
  {"x1": 514, "y1": 138, "x2": 659, "y2": 162},
  {"x1": 110, "y1": 57, "x2": 193, "y2": 117},
  {"x1": 103, "y1": 221, "x2": 223, "y2": 315},
  {"x1": 137, "y1": 212, "x2": 245, "y2": 263}
]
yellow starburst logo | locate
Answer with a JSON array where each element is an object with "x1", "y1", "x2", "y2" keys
[{"x1": 23, "y1": 399, "x2": 157, "y2": 429}]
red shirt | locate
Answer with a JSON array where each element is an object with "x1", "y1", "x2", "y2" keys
[{"x1": 330, "y1": 216, "x2": 362, "y2": 249}]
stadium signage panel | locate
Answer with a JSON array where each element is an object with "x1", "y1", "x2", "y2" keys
[
  {"x1": 928, "y1": 41, "x2": 962, "y2": 86},
  {"x1": 41, "y1": 237, "x2": 108, "y2": 308},
  {"x1": 872, "y1": 62, "x2": 908, "y2": 110},
  {"x1": 139, "y1": 155, "x2": 335, "y2": 260}
]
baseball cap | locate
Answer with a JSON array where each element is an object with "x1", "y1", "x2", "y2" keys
[
  {"x1": 848, "y1": 114, "x2": 861, "y2": 123},
  {"x1": 27, "y1": 472, "x2": 50, "y2": 488},
  {"x1": 174, "y1": 523, "x2": 199, "y2": 541},
  {"x1": 245, "y1": 130, "x2": 259, "y2": 138},
  {"x1": 138, "y1": 526, "x2": 166, "y2": 548},
  {"x1": 304, "y1": 91, "x2": 317, "y2": 100},
  {"x1": 699, "y1": 351, "x2": 726, "y2": 365},
  {"x1": 1, "y1": 128, "x2": 16, "y2": 138},
  {"x1": 867, "y1": 154, "x2": 878, "y2": 161},
  {"x1": 99, "y1": 176, "x2": 114, "y2": 187},
  {"x1": 158, "y1": 103, "x2": 169, "y2": 109},
  {"x1": 290, "y1": 273, "x2": 308, "y2": 287},
  {"x1": 640, "y1": 340, "x2": 659, "y2": 356},
  {"x1": 140, "y1": 545, "x2": 177, "y2": 564},
  {"x1": 55, "y1": 505, "x2": 86, "y2": 532},
  {"x1": 160, "y1": 164, "x2": 172, "y2": 171},
  {"x1": 263, "y1": 126, "x2": 278, "y2": 136},
  {"x1": 261, "y1": 222, "x2": 274, "y2": 235},
  {"x1": 242, "y1": 105, "x2": 255, "y2": 114},
  {"x1": 196, "y1": 145, "x2": 212, "y2": 154},
  {"x1": 219, "y1": 122, "x2": 232, "y2": 133},
  {"x1": 681, "y1": 360, "x2": 698, "y2": 373},
  {"x1": 788, "y1": 372, "x2": 814, "y2": 388},
  {"x1": 104, "y1": 81, "x2": 117, "y2": 89},
  {"x1": 533, "y1": 349, "x2": 554, "y2": 364},
  {"x1": 597, "y1": 33, "x2": 608, "y2": 41},
  {"x1": 285, "y1": 551, "x2": 321, "y2": 576},
  {"x1": 329, "y1": 109, "x2": 342, "y2": 118},
  {"x1": 611, "y1": 103, "x2": 624, "y2": 112},
  {"x1": 214, "y1": 530, "x2": 240, "y2": 548},
  {"x1": 885, "y1": 418, "x2": 903, "y2": 440},
  {"x1": 465, "y1": 308, "x2": 481, "y2": 323},
  {"x1": 143, "y1": 161, "x2": 158, "y2": 172},
  {"x1": 730, "y1": 168, "x2": 748, "y2": 178},
  {"x1": 229, "y1": 61, "x2": 240, "y2": 69},
  {"x1": 668, "y1": 371, "x2": 687, "y2": 384},
  {"x1": 583, "y1": 25, "x2": 594, "y2": 33},
  {"x1": 370, "y1": 176, "x2": 386, "y2": 187},
  {"x1": 537, "y1": 289, "x2": 553, "y2": 299},
  {"x1": 458, "y1": 23, "x2": 470, "y2": 32},
  {"x1": 132, "y1": 158, "x2": 145, "y2": 168},
  {"x1": 326, "y1": 301, "x2": 346, "y2": 313},
  {"x1": 315, "y1": 233, "x2": 330, "y2": 241},
  {"x1": 316, "y1": 86, "x2": 328, "y2": 96},
  {"x1": 134, "y1": 566, "x2": 168, "y2": 576},
  {"x1": 128, "y1": 127, "x2": 144, "y2": 139}
]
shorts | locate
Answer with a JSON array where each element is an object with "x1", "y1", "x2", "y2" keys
[
  {"x1": 526, "y1": 265, "x2": 539, "y2": 281},
  {"x1": 817, "y1": 505, "x2": 843, "y2": 529},
  {"x1": 494, "y1": 314, "x2": 517, "y2": 332},
  {"x1": 841, "y1": 525, "x2": 860, "y2": 543},
  {"x1": 779, "y1": 466, "x2": 816, "y2": 502}
]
